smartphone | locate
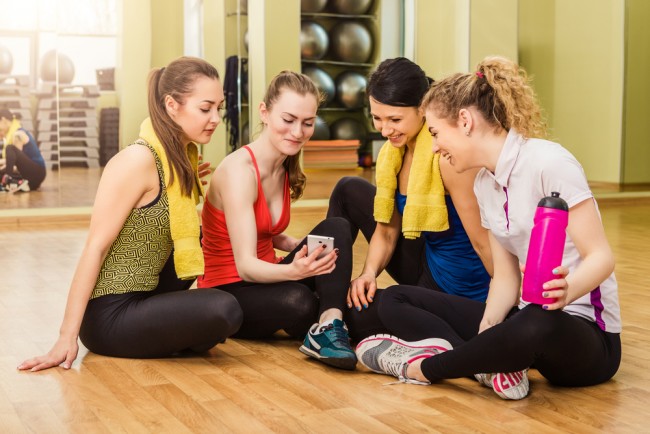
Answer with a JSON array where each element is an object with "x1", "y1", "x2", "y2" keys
[{"x1": 307, "y1": 234, "x2": 335, "y2": 259}]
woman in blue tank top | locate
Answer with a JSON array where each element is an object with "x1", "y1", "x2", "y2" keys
[
  {"x1": 327, "y1": 58, "x2": 492, "y2": 341},
  {"x1": 0, "y1": 108, "x2": 47, "y2": 192}
]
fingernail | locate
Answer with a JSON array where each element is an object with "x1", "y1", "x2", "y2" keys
[
  {"x1": 368, "y1": 296, "x2": 373, "y2": 302},
  {"x1": 543, "y1": 292, "x2": 549, "y2": 298},
  {"x1": 356, "y1": 306, "x2": 361, "y2": 311},
  {"x1": 542, "y1": 305, "x2": 548, "y2": 310},
  {"x1": 347, "y1": 303, "x2": 352, "y2": 308},
  {"x1": 363, "y1": 304, "x2": 368, "y2": 309},
  {"x1": 552, "y1": 268, "x2": 559, "y2": 275}
]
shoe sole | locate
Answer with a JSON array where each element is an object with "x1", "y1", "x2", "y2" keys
[
  {"x1": 356, "y1": 334, "x2": 452, "y2": 353},
  {"x1": 299, "y1": 344, "x2": 358, "y2": 371}
]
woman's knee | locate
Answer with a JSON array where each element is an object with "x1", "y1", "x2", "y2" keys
[
  {"x1": 201, "y1": 290, "x2": 244, "y2": 336},
  {"x1": 313, "y1": 217, "x2": 352, "y2": 245}
]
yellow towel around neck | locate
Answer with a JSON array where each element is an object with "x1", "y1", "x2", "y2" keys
[
  {"x1": 2, "y1": 118, "x2": 21, "y2": 159},
  {"x1": 139, "y1": 117, "x2": 205, "y2": 280},
  {"x1": 373, "y1": 124, "x2": 449, "y2": 239}
]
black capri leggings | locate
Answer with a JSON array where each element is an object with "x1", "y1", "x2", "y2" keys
[
  {"x1": 379, "y1": 285, "x2": 621, "y2": 387},
  {"x1": 217, "y1": 217, "x2": 353, "y2": 340},
  {"x1": 79, "y1": 253, "x2": 243, "y2": 358},
  {"x1": 0, "y1": 144, "x2": 47, "y2": 190},
  {"x1": 327, "y1": 176, "x2": 443, "y2": 341}
]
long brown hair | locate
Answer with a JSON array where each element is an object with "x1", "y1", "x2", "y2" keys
[
  {"x1": 421, "y1": 56, "x2": 546, "y2": 139},
  {"x1": 147, "y1": 56, "x2": 220, "y2": 196},
  {"x1": 262, "y1": 71, "x2": 323, "y2": 201}
]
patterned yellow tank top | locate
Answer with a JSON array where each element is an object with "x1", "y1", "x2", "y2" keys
[{"x1": 91, "y1": 140, "x2": 173, "y2": 299}]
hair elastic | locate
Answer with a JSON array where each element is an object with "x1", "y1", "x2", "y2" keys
[{"x1": 476, "y1": 71, "x2": 484, "y2": 79}]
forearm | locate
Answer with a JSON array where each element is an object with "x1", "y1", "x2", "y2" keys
[
  {"x1": 360, "y1": 232, "x2": 397, "y2": 277},
  {"x1": 236, "y1": 257, "x2": 300, "y2": 283},
  {"x1": 565, "y1": 250, "x2": 615, "y2": 304},
  {"x1": 479, "y1": 278, "x2": 520, "y2": 331}
]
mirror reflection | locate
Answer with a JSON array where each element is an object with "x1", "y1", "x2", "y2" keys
[{"x1": 1, "y1": 0, "x2": 648, "y2": 215}]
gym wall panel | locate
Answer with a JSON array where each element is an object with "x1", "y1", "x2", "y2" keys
[
  {"x1": 622, "y1": 0, "x2": 650, "y2": 184},
  {"x1": 118, "y1": 0, "x2": 152, "y2": 150},
  {"x1": 151, "y1": 0, "x2": 185, "y2": 68},
  {"x1": 551, "y1": 0, "x2": 624, "y2": 183},
  {"x1": 469, "y1": 0, "x2": 518, "y2": 68}
]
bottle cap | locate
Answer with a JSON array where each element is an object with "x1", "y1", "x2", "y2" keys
[{"x1": 537, "y1": 191, "x2": 569, "y2": 211}]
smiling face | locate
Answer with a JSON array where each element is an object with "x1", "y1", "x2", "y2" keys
[
  {"x1": 166, "y1": 75, "x2": 225, "y2": 145},
  {"x1": 369, "y1": 96, "x2": 423, "y2": 149},
  {"x1": 260, "y1": 88, "x2": 318, "y2": 156},
  {"x1": 425, "y1": 109, "x2": 472, "y2": 172}
]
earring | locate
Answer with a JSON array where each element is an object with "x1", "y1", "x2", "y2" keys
[{"x1": 465, "y1": 131, "x2": 470, "y2": 136}]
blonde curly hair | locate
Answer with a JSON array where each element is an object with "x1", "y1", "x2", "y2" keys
[{"x1": 421, "y1": 56, "x2": 546, "y2": 139}]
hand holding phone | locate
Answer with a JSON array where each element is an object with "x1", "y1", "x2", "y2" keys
[{"x1": 307, "y1": 234, "x2": 335, "y2": 259}]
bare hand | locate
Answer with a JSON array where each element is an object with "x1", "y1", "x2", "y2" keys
[
  {"x1": 290, "y1": 245, "x2": 337, "y2": 279},
  {"x1": 198, "y1": 156, "x2": 212, "y2": 186},
  {"x1": 347, "y1": 274, "x2": 377, "y2": 311},
  {"x1": 17, "y1": 337, "x2": 79, "y2": 372},
  {"x1": 540, "y1": 265, "x2": 570, "y2": 310}
]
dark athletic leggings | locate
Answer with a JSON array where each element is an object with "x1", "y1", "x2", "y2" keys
[
  {"x1": 327, "y1": 176, "x2": 443, "y2": 341},
  {"x1": 0, "y1": 144, "x2": 46, "y2": 190},
  {"x1": 79, "y1": 253, "x2": 243, "y2": 358},
  {"x1": 379, "y1": 285, "x2": 621, "y2": 387},
  {"x1": 216, "y1": 217, "x2": 353, "y2": 339}
]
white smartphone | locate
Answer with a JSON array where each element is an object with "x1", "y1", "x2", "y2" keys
[{"x1": 307, "y1": 234, "x2": 335, "y2": 259}]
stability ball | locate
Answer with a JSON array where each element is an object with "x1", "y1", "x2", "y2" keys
[
  {"x1": 331, "y1": 0, "x2": 373, "y2": 15},
  {"x1": 312, "y1": 116, "x2": 330, "y2": 141},
  {"x1": 303, "y1": 66, "x2": 335, "y2": 106},
  {"x1": 335, "y1": 70, "x2": 367, "y2": 109},
  {"x1": 330, "y1": 117, "x2": 367, "y2": 141},
  {"x1": 301, "y1": 0, "x2": 328, "y2": 13},
  {"x1": 329, "y1": 21, "x2": 373, "y2": 63},
  {"x1": 39, "y1": 50, "x2": 75, "y2": 84},
  {"x1": 300, "y1": 21, "x2": 329, "y2": 60},
  {"x1": 0, "y1": 45, "x2": 13, "y2": 74}
]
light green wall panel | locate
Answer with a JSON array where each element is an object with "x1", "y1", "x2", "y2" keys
[
  {"x1": 151, "y1": 0, "x2": 185, "y2": 68},
  {"x1": 623, "y1": 0, "x2": 650, "y2": 184},
  {"x1": 470, "y1": 0, "x2": 518, "y2": 68}
]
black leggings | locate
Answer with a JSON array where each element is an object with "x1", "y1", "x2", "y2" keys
[
  {"x1": 0, "y1": 144, "x2": 47, "y2": 190},
  {"x1": 79, "y1": 253, "x2": 243, "y2": 358},
  {"x1": 217, "y1": 217, "x2": 353, "y2": 339},
  {"x1": 327, "y1": 176, "x2": 442, "y2": 341},
  {"x1": 380, "y1": 285, "x2": 621, "y2": 387}
]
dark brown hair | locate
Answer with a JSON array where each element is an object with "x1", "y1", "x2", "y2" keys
[
  {"x1": 421, "y1": 56, "x2": 546, "y2": 139},
  {"x1": 147, "y1": 56, "x2": 220, "y2": 196},
  {"x1": 262, "y1": 71, "x2": 322, "y2": 201}
]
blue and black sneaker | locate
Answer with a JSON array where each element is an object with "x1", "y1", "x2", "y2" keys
[{"x1": 299, "y1": 318, "x2": 357, "y2": 370}]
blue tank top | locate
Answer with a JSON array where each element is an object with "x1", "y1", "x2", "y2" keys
[
  {"x1": 20, "y1": 128, "x2": 46, "y2": 168},
  {"x1": 396, "y1": 191, "x2": 490, "y2": 301}
]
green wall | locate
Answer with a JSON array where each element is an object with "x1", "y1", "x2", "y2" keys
[
  {"x1": 623, "y1": 0, "x2": 650, "y2": 184},
  {"x1": 470, "y1": 0, "x2": 518, "y2": 67}
]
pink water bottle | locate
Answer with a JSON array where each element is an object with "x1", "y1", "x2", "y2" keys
[{"x1": 522, "y1": 192, "x2": 569, "y2": 305}]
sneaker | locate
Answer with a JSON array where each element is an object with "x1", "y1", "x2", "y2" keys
[
  {"x1": 8, "y1": 178, "x2": 30, "y2": 193},
  {"x1": 355, "y1": 334, "x2": 452, "y2": 385},
  {"x1": 475, "y1": 370, "x2": 529, "y2": 400},
  {"x1": 299, "y1": 318, "x2": 357, "y2": 370}
]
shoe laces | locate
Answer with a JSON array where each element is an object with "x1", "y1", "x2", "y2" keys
[{"x1": 319, "y1": 323, "x2": 350, "y2": 349}]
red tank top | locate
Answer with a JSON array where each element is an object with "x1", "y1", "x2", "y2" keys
[{"x1": 198, "y1": 146, "x2": 291, "y2": 287}]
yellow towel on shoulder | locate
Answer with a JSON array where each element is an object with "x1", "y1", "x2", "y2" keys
[
  {"x1": 139, "y1": 117, "x2": 205, "y2": 280},
  {"x1": 373, "y1": 124, "x2": 449, "y2": 239},
  {"x1": 2, "y1": 118, "x2": 22, "y2": 159}
]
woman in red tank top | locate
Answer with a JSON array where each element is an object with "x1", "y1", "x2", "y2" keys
[{"x1": 199, "y1": 71, "x2": 357, "y2": 370}]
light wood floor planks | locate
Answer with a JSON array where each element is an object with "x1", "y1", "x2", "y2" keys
[{"x1": 1, "y1": 194, "x2": 650, "y2": 432}]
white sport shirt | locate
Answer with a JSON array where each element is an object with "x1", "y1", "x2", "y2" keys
[{"x1": 474, "y1": 129, "x2": 621, "y2": 333}]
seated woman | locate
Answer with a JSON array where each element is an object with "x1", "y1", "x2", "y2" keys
[
  {"x1": 0, "y1": 108, "x2": 46, "y2": 192},
  {"x1": 18, "y1": 56, "x2": 242, "y2": 372},
  {"x1": 356, "y1": 56, "x2": 621, "y2": 400},
  {"x1": 198, "y1": 71, "x2": 357, "y2": 370},
  {"x1": 327, "y1": 58, "x2": 492, "y2": 341}
]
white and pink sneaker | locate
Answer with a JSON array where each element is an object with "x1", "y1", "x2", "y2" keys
[{"x1": 475, "y1": 370, "x2": 530, "y2": 400}]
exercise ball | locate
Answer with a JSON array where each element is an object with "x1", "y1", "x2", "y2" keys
[
  {"x1": 300, "y1": 21, "x2": 329, "y2": 60},
  {"x1": 331, "y1": 0, "x2": 373, "y2": 15},
  {"x1": 335, "y1": 70, "x2": 367, "y2": 109},
  {"x1": 0, "y1": 45, "x2": 13, "y2": 74},
  {"x1": 312, "y1": 116, "x2": 330, "y2": 141},
  {"x1": 301, "y1": 0, "x2": 328, "y2": 13},
  {"x1": 329, "y1": 21, "x2": 373, "y2": 63},
  {"x1": 330, "y1": 117, "x2": 367, "y2": 141},
  {"x1": 39, "y1": 50, "x2": 75, "y2": 84},
  {"x1": 303, "y1": 66, "x2": 335, "y2": 106}
]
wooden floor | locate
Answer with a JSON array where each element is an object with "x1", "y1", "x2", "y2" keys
[{"x1": 1, "y1": 195, "x2": 649, "y2": 433}]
